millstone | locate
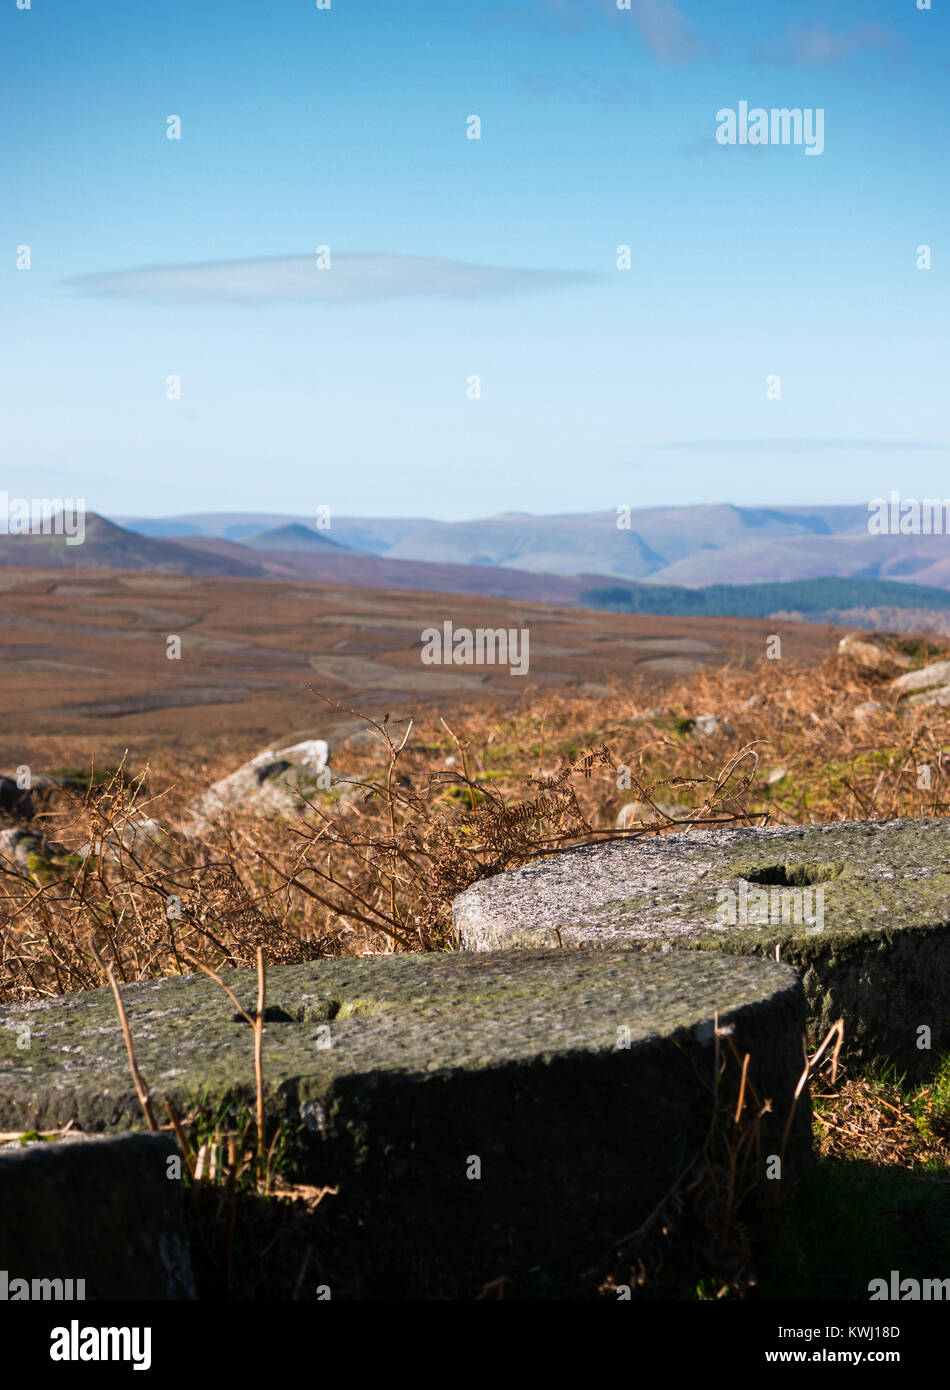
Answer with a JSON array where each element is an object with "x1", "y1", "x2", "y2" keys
[
  {"x1": 0, "y1": 1134, "x2": 195, "y2": 1300},
  {"x1": 453, "y1": 816, "x2": 950, "y2": 1077},
  {"x1": 0, "y1": 949, "x2": 808, "y2": 1298}
]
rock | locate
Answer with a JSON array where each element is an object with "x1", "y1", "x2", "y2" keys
[
  {"x1": 453, "y1": 817, "x2": 950, "y2": 1078},
  {"x1": 0, "y1": 949, "x2": 810, "y2": 1298},
  {"x1": 853, "y1": 702, "x2": 885, "y2": 721},
  {"x1": 690, "y1": 714, "x2": 734, "y2": 739},
  {"x1": 0, "y1": 828, "x2": 44, "y2": 868},
  {"x1": 891, "y1": 660, "x2": 950, "y2": 699},
  {"x1": 615, "y1": 800, "x2": 680, "y2": 829},
  {"x1": 838, "y1": 633, "x2": 914, "y2": 676},
  {"x1": 903, "y1": 685, "x2": 950, "y2": 710},
  {"x1": 766, "y1": 767, "x2": 788, "y2": 785},
  {"x1": 0, "y1": 828, "x2": 76, "y2": 877},
  {"x1": 0, "y1": 1133, "x2": 195, "y2": 1299},
  {"x1": 739, "y1": 694, "x2": 764, "y2": 710},
  {"x1": 0, "y1": 777, "x2": 34, "y2": 822},
  {"x1": 191, "y1": 738, "x2": 341, "y2": 822},
  {"x1": 1, "y1": 828, "x2": 33, "y2": 866},
  {"x1": 631, "y1": 707, "x2": 667, "y2": 722}
]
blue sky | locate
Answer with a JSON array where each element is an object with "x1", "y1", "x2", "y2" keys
[{"x1": 2, "y1": 0, "x2": 947, "y2": 519}]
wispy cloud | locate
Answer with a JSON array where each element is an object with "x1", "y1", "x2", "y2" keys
[
  {"x1": 521, "y1": 69, "x2": 639, "y2": 103},
  {"x1": 477, "y1": 1, "x2": 715, "y2": 67},
  {"x1": 642, "y1": 438, "x2": 948, "y2": 454},
  {"x1": 629, "y1": 0, "x2": 716, "y2": 68},
  {"x1": 755, "y1": 22, "x2": 899, "y2": 68},
  {"x1": 64, "y1": 253, "x2": 599, "y2": 306}
]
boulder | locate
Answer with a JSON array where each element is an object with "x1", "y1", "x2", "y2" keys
[
  {"x1": 890, "y1": 660, "x2": 950, "y2": 699},
  {"x1": 0, "y1": 777, "x2": 34, "y2": 823},
  {"x1": 845, "y1": 636, "x2": 912, "y2": 672},
  {"x1": 837, "y1": 633, "x2": 914, "y2": 676},
  {"x1": 888, "y1": 660, "x2": 950, "y2": 710},
  {"x1": 454, "y1": 817, "x2": 950, "y2": 1078},
  {"x1": 190, "y1": 738, "x2": 347, "y2": 823},
  {"x1": 689, "y1": 714, "x2": 734, "y2": 739},
  {"x1": 903, "y1": 685, "x2": 950, "y2": 710},
  {"x1": 0, "y1": 828, "x2": 77, "y2": 878}
]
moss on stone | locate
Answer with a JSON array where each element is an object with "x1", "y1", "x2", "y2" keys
[{"x1": 0, "y1": 948, "x2": 810, "y2": 1297}]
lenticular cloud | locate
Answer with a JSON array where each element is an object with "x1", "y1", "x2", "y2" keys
[{"x1": 64, "y1": 252, "x2": 596, "y2": 306}]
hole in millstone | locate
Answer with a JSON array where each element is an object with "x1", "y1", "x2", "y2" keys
[
  {"x1": 230, "y1": 1001, "x2": 343, "y2": 1025},
  {"x1": 742, "y1": 860, "x2": 848, "y2": 888},
  {"x1": 232, "y1": 1005, "x2": 300, "y2": 1024}
]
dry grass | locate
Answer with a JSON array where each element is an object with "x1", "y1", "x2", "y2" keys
[
  {"x1": 815, "y1": 1072, "x2": 950, "y2": 1170},
  {"x1": 2, "y1": 643, "x2": 950, "y2": 1003}
]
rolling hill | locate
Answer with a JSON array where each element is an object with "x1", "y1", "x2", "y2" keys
[
  {"x1": 118, "y1": 513, "x2": 434, "y2": 552},
  {"x1": 115, "y1": 503, "x2": 927, "y2": 589},
  {"x1": 242, "y1": 523, "x2": 350, "y2": 553},
  {"x1": 6, "y1": 508, "x2": 949, "y2": 634},
  {"x1": 381, "y1": 505, "x2": 877, "y2": 577},
  {"x1": 0, "y1": 514, "x2": 262, "y2": 577}
]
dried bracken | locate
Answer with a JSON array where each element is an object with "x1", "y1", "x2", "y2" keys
[
  {"x1": 815, "y1": 1076, "x2": 950, "y2": 1169},
  {"x1": 2, "y1": 644, "x2": 949, "y2": 1002}
]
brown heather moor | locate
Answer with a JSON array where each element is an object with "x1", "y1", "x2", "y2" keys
[{"x1": 3, "y1": 630, "x2": 949, "y2": 1003}]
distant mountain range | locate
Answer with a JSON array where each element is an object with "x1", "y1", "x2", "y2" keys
[
  {"x1": 118, "y1": 513, "x2": 429, "y2": 553},
  {"x1": 2, "y1": 504, "x2": 948, "y2": 634},
  {"x1": 112, "y1": 503, "x2": 950, "y2": 590}
]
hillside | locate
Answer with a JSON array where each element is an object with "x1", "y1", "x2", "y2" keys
[
  {"x1": 242, "y1": 523, "x2": 349, "y2": 552},
  {"x1": 0, "y1": 568, "x2": 845, "y2": 769},
  {"x1": 118, "y1": 512, "x2": 435, "y2": 552},
  {"x1": 7, "y1": 513, "x2": 950, "y2": 633},
  {"x1": 645, "y1": 532, "x2": 950, "y2": 588},
  {"x1": 582, "y1": 575, "x2": 950, "y2": 628},
  {"x1": 382, "y1": 504, "x2": 875, "y2": 576},
  {"x1": 175, "y1": 536, "x2": 590, "y2": 601},
  {"x1": 0, "y1": 513, "x2": 262, "y2": 577}
]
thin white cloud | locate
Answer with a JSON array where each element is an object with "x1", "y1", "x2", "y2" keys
[
  {"x1": 642, "y1": 438, "x2": 948, "y2": 454},
  {"x1": 475, "y1": 1, "x2": 714, "y2": 66},
  {"x1": 64, "y1": 253, "x2": 598, "y2": 306},
  {"x1": 521, "y1": 69, "x2": 638, "y2": 103},
  {"x1": 756, "y1": 22, "x2": 898, "y2": 67},
  {"x1": 630, "y1": 0, "x2": 716, "y2": 68}
]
